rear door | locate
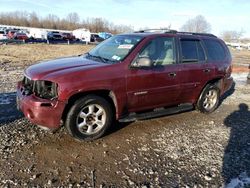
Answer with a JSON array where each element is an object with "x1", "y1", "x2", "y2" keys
[
  {"x1": 177, "y1": 37, "x2": 215, "y2": 103},
  {"x1": 126, "y1": 36, "x2": 181, "y2": 112},
  {"x1": 202, "y1": 38, "x2": 229, "y2": 77}
]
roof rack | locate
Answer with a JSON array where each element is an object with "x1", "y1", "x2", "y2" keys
[
  {"x1": 134, "y1": 29, "x2": 216, "y2": 38},
  {"x1": 134, "y1": 29, "x2": 177, "y2": 34},
  {"x1": 177, "y1": 32, "x2": 217, "y2": 38}
]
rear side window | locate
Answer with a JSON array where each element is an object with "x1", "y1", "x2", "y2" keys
[
  {"x1": 180, "y1": 39, "x2": 205, "y2": 63},
  {"x1": 203, "y1": 39, "x2": 225, "y2": 61}
]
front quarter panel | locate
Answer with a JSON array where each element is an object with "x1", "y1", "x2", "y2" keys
[{"x1": 57, "y1": 63, "x2": 127, "y2": 118}]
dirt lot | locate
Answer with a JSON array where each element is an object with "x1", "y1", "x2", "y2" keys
[
  {"x1": 0, "y1": 44, "x2": 250, "y2": 187},
  {"x1": 231, "y1": 48, "x2": 250, "y2": 73}
]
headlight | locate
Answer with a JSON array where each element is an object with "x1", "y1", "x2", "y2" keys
[
  {"x1": 33, "y1": 80, "x2": 58, "y2": 100},
  {"x1": 22, "y1": 76, "x2": 34, "y2": 95}
]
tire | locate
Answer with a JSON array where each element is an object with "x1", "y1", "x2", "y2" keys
[
  {"x1": 196, "y1": 84, "x2": 220, "y2": 114},
  {"x1": 65, "y1": 95, "x2": 113, "y2": 141}
]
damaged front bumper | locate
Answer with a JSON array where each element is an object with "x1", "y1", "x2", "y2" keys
[{"x1": 17, "y1": 81, "x2": 66, "y2": 129}]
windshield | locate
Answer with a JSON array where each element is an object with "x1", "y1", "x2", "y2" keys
[{"x1": 87, "y1": 35, "x2": 143, "y2": 63}]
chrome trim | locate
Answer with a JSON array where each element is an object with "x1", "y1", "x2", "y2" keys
[
  {"x1": 23, "y1": 72, "x2": 32, "y2": 80},
  {"x1": 134, "y1": 91, "x2": 148, "y2": 96}
]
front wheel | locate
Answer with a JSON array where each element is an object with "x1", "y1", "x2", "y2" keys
[
  {"x1": 196, "y1": 84, "x2": 220, "y2": 113},
  {"x1": 65, "y1": 95, "x2": 113, "y2": 141}
]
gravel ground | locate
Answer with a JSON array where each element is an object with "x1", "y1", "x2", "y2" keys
[{"x1": 0, "y1": 44, "x2": 250, "y2": 187}]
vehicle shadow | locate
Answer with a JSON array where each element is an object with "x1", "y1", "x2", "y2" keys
[
  {"x1": 0, "y1": 92, "x2": 23, "y2": 126},
  {"x1": 220, "y1": 81, "x2": 236, "y2": 105},
  {"x1": 105, "y1": 120, "x2": 132, "y2": 137},
  {"x1": 222, "y1": 103, "x2": 250, "y2": 184}
]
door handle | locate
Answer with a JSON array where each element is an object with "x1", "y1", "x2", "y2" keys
[
  {"x1": 168, "y1": 72, "x2": 176, "y2": 77},
  {"x1": 203, "y1": 69, "x2": 211, "y2": 73}
]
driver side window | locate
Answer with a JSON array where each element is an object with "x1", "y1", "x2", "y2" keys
[{"x1": 139, "y1": 37, "x2": 176, "y2": 66}]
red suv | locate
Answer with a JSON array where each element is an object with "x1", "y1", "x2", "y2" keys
[
  {"x1": 7, "y1": 30, "x2": 16, "y2": 39},
  {"x1": 17, "y1": 29, "x2": 233, "y2": 141},
  {"x1": 13, "y1": 31, "x2": 29, "y2": 40},
  {"x1": 61, "y1": 32, "x2": 76, "y2": 41}
]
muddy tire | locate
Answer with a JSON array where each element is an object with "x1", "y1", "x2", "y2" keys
[
  {"x1": 65, "y1": 95, "x2": 113, "y2": 141},
  {"x1": 196, "y1": 84, "x2": 220, "y2": 114}
]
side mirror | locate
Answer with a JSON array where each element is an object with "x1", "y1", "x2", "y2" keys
[{"x1": 132, "y1": 57, "x2": 152, "y2": 68}]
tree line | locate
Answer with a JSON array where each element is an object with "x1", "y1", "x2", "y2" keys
[
  {"x1": 0, "y1": 11, "x2": 245, "y2": 41},
  {"x1": 180, "y1": 15, "x2": 244, "y2": 42},
  {"x1": 0, "y1": 11, "x2": 133, "y2": 34}
]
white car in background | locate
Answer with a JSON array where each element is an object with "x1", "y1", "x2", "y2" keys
[
  {"x1": 0, "y1": 30, "x2": 8, "y2": 40},
  {"x1": 72, "y1": 28, "x2": 91, "y2": 43},
  {"x1": 236, "y1": 46, "x2": 242, "y2": 51},
  {"x1": 28, "y1": 28, "x2": 48, "y2": 40}
]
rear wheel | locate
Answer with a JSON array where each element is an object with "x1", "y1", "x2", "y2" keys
[
  {"x1": 197, "y1": 84, "x2": 220, "y2": 113},
  {"x1": 65, "y1": 95, "x2": 113, "y2": 141}
]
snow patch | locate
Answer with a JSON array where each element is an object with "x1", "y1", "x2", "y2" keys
[
  {"x1": 232, "y1": 73, "x2": 249, "y2": 85},
  {"x1": 0, "y1": 93, "x2": 16, "y2": 105},
  {"x1": 224, "y1": 172, "x2": 250, "y2": 188},
  {"x1": 0, "y1": 99, "x2": 11, "y2": 105}
]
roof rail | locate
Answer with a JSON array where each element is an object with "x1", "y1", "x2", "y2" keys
[
  {"x1": 134, "y1": 29, "x2": 177, "y2": 34},
  {"x1": 133, "y1": 29, "x2": 217, "y2": 38},
  {"x1": 177, "y1": 32, "x2": 217, "y2": 38}
]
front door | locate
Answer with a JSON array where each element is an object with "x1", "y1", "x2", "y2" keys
[{"x1": 126, "y1": 36, "x2": 181, "y2": 112}]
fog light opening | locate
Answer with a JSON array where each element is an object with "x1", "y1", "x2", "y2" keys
[{"x1": 40, "y1": 103, "x2": 53, "y2": 107}]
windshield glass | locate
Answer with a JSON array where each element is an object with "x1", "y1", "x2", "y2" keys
[{"x1": 87, "y1": 35, "x2": 143, "y2": 63}]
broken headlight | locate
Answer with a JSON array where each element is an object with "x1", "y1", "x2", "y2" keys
[
  {"x1": 33, "y1": 80, "x2": 58, "y2": 100},
  {"x1": 22, "y1": 76, "x2": 34, "y2": 95}
]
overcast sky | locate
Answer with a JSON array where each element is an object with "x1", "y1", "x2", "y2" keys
[{"x1": 0, "y1": 0, "x2": 249, "y2": 37}]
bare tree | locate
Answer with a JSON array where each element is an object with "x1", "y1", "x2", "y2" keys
[
  {"x1": 81, "y1": 17, "x2": 133, "y2": 34},
  {"x1": 65, "y1": 12, "x2": 80, "y2": 30},
  {"x1": 180, "y1": 15, "x2": 211, "y2": 33},
  {"x1": 221, "y1": 30, "x2": 245, "y2": 42},
  {"x1": 42, "y1": 14, "x2": 60, "y2": 29},
  {"x1": 0, "y1": 11, "x2": 133, "y2": 33},
  {"x1": 66, "y1": 12, "x2": 80, "y2": 24},
  {"x1": 29, "y1": 12, "x2": 41, "y2": 28}
]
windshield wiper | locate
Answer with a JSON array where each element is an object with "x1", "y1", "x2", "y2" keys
[
  {"x1": 86, "y1": 53, "x2": 119, "y2": 64},
  {"x1": 86, "y1": 53, "x2": 108, "y2": 63}
]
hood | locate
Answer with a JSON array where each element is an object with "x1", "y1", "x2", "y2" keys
[{"x1": 25, "y1": 56, "x2": 104, "y2": 80}]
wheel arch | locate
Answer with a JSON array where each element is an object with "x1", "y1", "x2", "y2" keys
[
  {"x1": 196, "y1": 77, "x2": 223, "y2": 104},
  {"x1": 205, "y1": 77, "x2": 223, "y2": 94},
  {"x1": 61, "y1": 89, "x2": 118, "y2": 123}
]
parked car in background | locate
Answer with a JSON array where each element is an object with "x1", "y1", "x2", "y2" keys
[
  {"x1": 47, "y1": 31, "x2": 63, "y2": 40},
  {"x1": 0, "y1": 30, "x2": 8, "y2": 40},
  {"x1": 17, "y1": 29, "x2": 233, "y2": 141},
  {"x1": 236, "y1": 46, "x2": 242, "y2": 51},
  {"x1": 13, "y1": 31, "x2": 28, "y2": 40},
  {"x1": 90, "y1": 33, "x2": 104, "y2": 42},
  {"x1": 28, "y1": 28, "x2": 48, "y2": 40},
  {"x1": 72, "y1": 28, "x2": 91, "y2": 43},
  {"x1": 7, "y1": 30, "x2": 17, "y2": 39},
  {"x1": 61, "y1": 32, "x2": 75, "y2": 41},
  {"x1": 98, "y1": 32, "x2": 113, "y2": 40}
]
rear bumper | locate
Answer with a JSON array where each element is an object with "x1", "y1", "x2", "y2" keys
[
  {"x1": 17, "y1": 83, "x2": 66, "y2": 129},
  {"x1": 221, "y1": 76, "x2": 233, "y2": 95}
]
